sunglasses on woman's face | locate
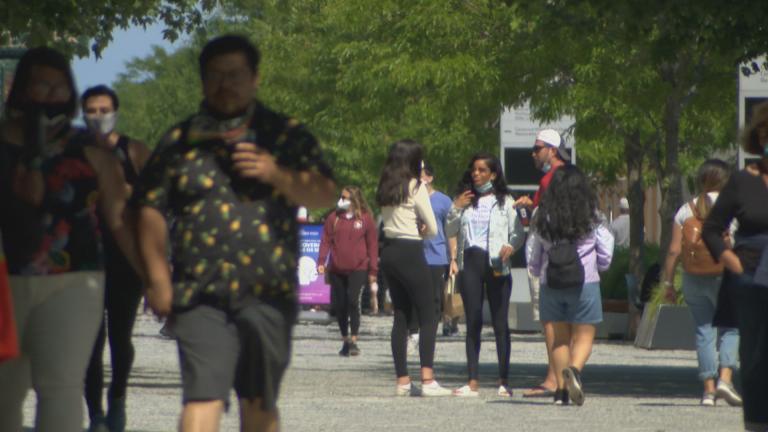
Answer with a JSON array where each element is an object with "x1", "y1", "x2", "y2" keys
[{"x1": 532, "y1": 145, "x2": 547, "y2": 154}]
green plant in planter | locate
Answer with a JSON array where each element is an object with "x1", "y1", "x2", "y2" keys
[
  {"x1": 644, "y1": 269, "x2": 686, "y2": 321},
  {"x1": 599, "y1": 244, "x2": 661, "y2": 301}
]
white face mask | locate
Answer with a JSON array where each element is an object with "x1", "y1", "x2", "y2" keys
[
  {"x1": 84, "y1": 112, "x2": 118, "y2": 136},
  {"x1": 337, "y1": 198, "x2": 351, "y2": 211}
]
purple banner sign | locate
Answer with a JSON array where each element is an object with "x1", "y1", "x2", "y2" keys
[{"x1": 298, "y1": 224, "x2": 330, "y2": 304}]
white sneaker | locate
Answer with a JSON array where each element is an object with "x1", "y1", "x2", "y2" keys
[
  {"x1": 701, "y1": 391, "x2": 716, "y2": 407},
  {"x1": 497, "y1": 385, "x2": 513, "y2": 397},
  {"x1": 452, "y1": 385, "x2": 479, "y2": 397},
  {"x1": 396, "y1": 383, "x2": 415, "y2": 397},
  {"x1": 421, "y1": 380, "x2": 452, "y2": 397},
  {"x1": 715, "y1": 380, "x2": 743, "y2": 407}
]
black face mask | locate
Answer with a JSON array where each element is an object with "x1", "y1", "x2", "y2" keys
[{"x1": 21, "y1": 102, "x2": 71, "y2": 162}]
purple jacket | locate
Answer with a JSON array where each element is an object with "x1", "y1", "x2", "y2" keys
[{"x1": 528, "y1": 224, "x2": 615, "y2": 286}]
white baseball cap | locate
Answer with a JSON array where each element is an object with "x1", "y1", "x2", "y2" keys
[
  {"x1": 535, "y1": 129, "x2": 570, "y2": 161},
  {"x1": 619, "y1": 198, "x2": 629, "y2": 210}
]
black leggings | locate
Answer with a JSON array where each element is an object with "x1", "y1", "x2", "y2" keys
[
  {"x1": 85, "y1": 269, "x2": 142, "y2": 416},
  {"x1": 731, "y1": 272, "x2": 768, "y2": 424},
  {"x1": 329, "y1": 271, "x2": 367, "y2": 337},
  {"x1": 381, "y1": 238, "x2": 438, "y2": 377},
  {"x1": 408, "y1": 265, "x2": 447, "y2": 333},
  {"x1": 460, "y1": 247, "x2": 512, "y2": 381}
]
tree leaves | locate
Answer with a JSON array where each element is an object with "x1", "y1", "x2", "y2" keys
[{"x1": 1, "y1": 0, "x2": 214, "y2": 58}]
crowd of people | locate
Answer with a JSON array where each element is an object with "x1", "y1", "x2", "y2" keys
[{"x1": 0, "y1": 34, "x2": 766, "y2": 432}]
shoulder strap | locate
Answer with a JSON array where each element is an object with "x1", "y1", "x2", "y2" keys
[{"x1": 688, "y1": 200, "x2": 701, "y2": 220}]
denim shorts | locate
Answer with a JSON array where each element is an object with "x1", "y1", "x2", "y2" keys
[{"x1": 539, "y1": 281, "x2": 603, "y2": 324}]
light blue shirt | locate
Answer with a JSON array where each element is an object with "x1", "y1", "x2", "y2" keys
[{"x1": 423, "y1": 191, "x2": 452, "y2": 265}]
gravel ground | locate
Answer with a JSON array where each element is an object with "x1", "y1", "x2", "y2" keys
[{"x1": 21, "y1": 311, "x2": 744, "y2": 431}]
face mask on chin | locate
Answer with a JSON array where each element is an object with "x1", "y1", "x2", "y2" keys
[
  {"x1": 84, "y1": 112, "x2": 118, "y2": 136},
  {"x1": 542, "y1": 163, "x2": 552, "y2": 173},
  {"x1": 475, "y1": 181, "x2": 494, "y2": 194}
]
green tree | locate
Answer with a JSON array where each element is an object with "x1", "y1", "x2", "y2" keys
[
  {"x1": 113, "y1": 45, "x2": 202, "y2": 143},
  {"x1": 505, "y1": 1, "x2": 767, "y2": 286},
  {"x1": 0, "y1": 0, "x2": 215, "y2": 57},
  {"x1": 116, "y1": 1, "x2": 523, "y2": 207}
]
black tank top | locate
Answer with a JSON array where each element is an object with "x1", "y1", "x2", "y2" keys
[
  {"x1": 102, "y1": 135, "x2": 141, "y2": 281},
  {"x1": 114, "y1": 135, "x2": 139, "y2": 186}
]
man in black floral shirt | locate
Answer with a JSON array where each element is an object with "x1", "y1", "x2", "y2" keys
[{"x1": 134, "y1": 35, "x2": 336, "y2": 432}]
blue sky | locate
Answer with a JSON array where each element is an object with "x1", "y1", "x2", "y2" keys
[{"x1": 72, "y1": 23, "x2": 184, "y2": 93}]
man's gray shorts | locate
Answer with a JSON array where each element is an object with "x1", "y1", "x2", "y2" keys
[{"x1": 169, "y1": 300, "x2": 295, "y2": 410}]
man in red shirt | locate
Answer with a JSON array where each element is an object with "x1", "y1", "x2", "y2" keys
[{"x1": 515, "y1": 129, "x2": 570, "y2": 398}]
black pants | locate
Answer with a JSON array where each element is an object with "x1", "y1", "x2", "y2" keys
[
  {"x1": 460, "y1": 247, "x2": 512, "y2": 381},
  {"x1": 407, "y1": 265, "x2": 446, "y2": 334},
  {"x1": 85, "y1": 269, "x2": 143, "y2": 417},
  {"x1": 329, "y1": 271, "x2": 367, "y2": 337},
  {"x1": 430, "y1": 265, "x2": 448, "y2": 318},
  {"x1": 731, "y1": 272, "x2": 768, "y2": 425},
  {"x1": 381, "y1": 238, "x2": 438, "y2": 377}
]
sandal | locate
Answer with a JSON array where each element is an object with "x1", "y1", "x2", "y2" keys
[
  {"x1": 453, "y1": 385, "x2": 479, "y2": 397},
  {"x1": 522, "y1": 385, "x2": 556, "y2": 398},
  {"x1": 497, "y1": 385, "x2": 513, "y2": 397}
]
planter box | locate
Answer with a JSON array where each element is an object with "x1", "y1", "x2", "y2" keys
[
  {"x1": 508, "y1": 302, "x2": 540, "y2": 332},
  {"x1": 634, "y1": 304, "x2": 695, "y2": 350},
  {"x1": 595, "y1": 312, "x2": 628, "y2": 340}
]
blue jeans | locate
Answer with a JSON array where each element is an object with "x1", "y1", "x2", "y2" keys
[{"x1": 681, "y1": 272, "x2": 739, "y2": 381}]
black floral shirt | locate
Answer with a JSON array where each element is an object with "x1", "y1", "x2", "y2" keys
[
  {"x1": 0, "y1": 130, "x2": 103, "y2": 275},
  {"x1": 134, "y1": 102, "x2": 333, "y2": 311}
]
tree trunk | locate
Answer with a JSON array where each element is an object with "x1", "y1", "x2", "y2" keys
[
  {"x1": 625, "y1": 130, "x2": 645, "y2": 302},
  {"x1": 658, "y1": 95, "x2": 684, "y2": 260}
]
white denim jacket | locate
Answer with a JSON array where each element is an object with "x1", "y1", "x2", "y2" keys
[{"x1": 445, "y1": 195, "x2": 525, "y2": 276}]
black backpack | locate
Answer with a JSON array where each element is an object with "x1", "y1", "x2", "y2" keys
[{"x1": 547, "y1": 240, "x2": 585, "y2": 290}]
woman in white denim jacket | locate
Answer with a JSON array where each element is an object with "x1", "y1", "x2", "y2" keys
[{"x1": 445, "y1": 152, "x2": 525, "y2": 397}]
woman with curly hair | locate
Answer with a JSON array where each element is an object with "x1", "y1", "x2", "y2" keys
[
  {"x1": 703, "y1": 101, "x2": 768, "y2": 431},
  {"x1": 377, "y1": 139, "x2": 451, "y2": 397},
  {"x1": 528, "y1": 165, "x2": 614, "y2": 406},
  {"x1": 318, "y1": 186, "x2": 378, "y2": 357},
  {"x1": 445, "y1": 152, "x2": 524, "y2": 397}
]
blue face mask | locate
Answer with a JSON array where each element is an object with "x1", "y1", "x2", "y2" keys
[
  {"x1": 542, "y1": 163, "x2": 552, "y2": 173},
  {"x1": 475, "y1": 181, "x2": 494, "y2": 194}
]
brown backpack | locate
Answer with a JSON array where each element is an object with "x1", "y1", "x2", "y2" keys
[{"x1": 681, "y1": 201, "x2": 724, "y2": 276}]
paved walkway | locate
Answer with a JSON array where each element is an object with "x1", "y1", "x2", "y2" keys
[{"x1": 22, "y1": 312, "x2": 744, "y2": 431}]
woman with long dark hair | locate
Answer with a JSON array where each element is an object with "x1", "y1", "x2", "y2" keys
[
  {"x1": 377, "y1": 139, "x2": 451, "y2": 397},
  {"x1": 445, "y1": 152, "x2": 524, "y2": 397},
  {"x1": 703, "y1": 102, "x2": 768, "y2": 431},
  {"x1": 528, "y1": 165, "x2": 614, "y2": 406},
  {"x1": 0, "y1": 47, "x2": 138, "y2": 431},
  {"x1": 318, "y1": 186, "x2": 378, "y2": 357},
  {"x1": 662, "y1": 159, "x2": 741, "y2": 407}
]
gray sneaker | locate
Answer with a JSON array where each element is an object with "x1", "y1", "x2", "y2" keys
[
  {"x1": 701, "y1": 391, "x2": 716, "y2": 407},
  {"x1": 563, "y1": 366, "x2": 584, "y2": 406},
  {"x1": 715, "y1": 380, "x2": 743, "y2": 407}
]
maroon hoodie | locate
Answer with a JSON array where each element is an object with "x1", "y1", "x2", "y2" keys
[{"x1": 318, "y1": 211, "x2": 378, "y2": 277}]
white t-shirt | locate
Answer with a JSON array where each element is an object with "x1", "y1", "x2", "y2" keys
[
  {"x1": 466, "y1": 194, "x2": 496, "y2": 250},
  {"x1": 610, "y1": 214, "x2": 630, "y2": 248},
  {"x1": 674, "y1": 192, "x2": 719, "y2": 226},
  {"x1": 674, "y1": 192, "x2": 738, "y2": 235}
]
